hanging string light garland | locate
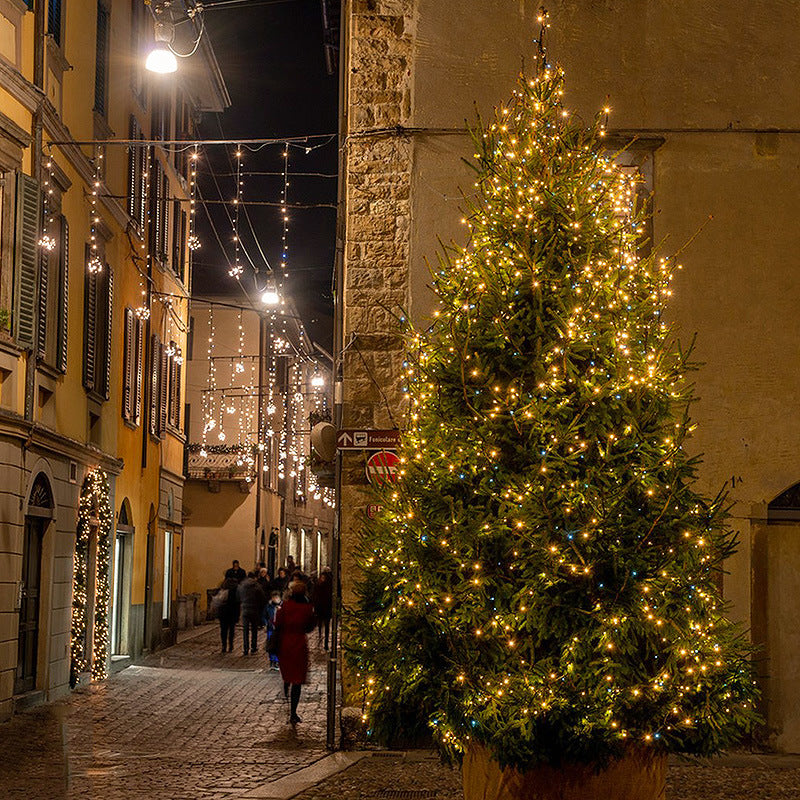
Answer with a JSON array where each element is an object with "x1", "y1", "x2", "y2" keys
[
  {"x1": 87, "y1": 145, "x2": 104, "y2": 273},
  {"x1": 188, "y1": 144, "x2": 201, "y2": 252},
  {"x1": 39, "y1": 152, "x2": 57, "y2": 252},
  {"x1": 280, "y1": 143, "x2": 290, "y2": 274},
  {"x1": 228, "y1": 145, "x2": 244, "y2": 278},
  {"x1": 70, "y1": 469, "x2": 112, "y2": 684}
]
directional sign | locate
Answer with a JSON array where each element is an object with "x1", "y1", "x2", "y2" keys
[
  {"x1": 365, "y1": 451, "x2": 401, "y2": 486},
  {"x1": 337, "y1": 429, "x2": 402, "y2": 450}
]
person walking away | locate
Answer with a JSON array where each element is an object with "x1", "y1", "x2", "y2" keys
[
  {"x1": 237, "y1": 571, "x2": 266, "y2": 655},
  {"x1": 216, "y1": 577, "x2": 240, "y2": 653},
  {"x1": 265, "y1": 591, "x2": 282, "y2": 669},
  {"x1": 225, "y1": 560, "x2": 246, "y2": 583},
  {"x1": 286, "y1": 555, "x2": 296, "y2": 575},
  {"x1": 258, "y1": 567, "x2": 270, "y2": 629},
  {"x1": 275, "y1": 580, "x2": 315, "y2": 723},
  {"x1": 312, "y1": 567, "x2": 333, "y2": 650}
]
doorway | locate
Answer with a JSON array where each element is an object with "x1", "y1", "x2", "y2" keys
[{"x1": 15, "y1": 517, "x2": 46, "y2": 695}]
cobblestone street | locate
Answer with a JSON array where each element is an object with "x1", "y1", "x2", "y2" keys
[{"x1": 0, "y1": 625, "x2": 330, "y2": 800}]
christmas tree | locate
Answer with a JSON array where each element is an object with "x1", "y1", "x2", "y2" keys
[{"x1": 347, "y1": 61, "x2": 757, "y2": 771}]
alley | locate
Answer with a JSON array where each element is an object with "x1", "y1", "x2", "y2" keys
[{"x1": 0, "y1": 627, "x2": 330, "y2": 800}]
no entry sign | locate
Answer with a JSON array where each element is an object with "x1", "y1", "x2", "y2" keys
[{"x1": 365, "y1": 451, "x2": 401, "y2": 486}]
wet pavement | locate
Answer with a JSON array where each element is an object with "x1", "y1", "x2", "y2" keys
[{"x1": 0, "y1": 624, "x2": 330, "y2": 800}]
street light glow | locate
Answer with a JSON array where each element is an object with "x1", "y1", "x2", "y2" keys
[{"x1": 146, "y1": 45, "x2": 178, "y2": 73}]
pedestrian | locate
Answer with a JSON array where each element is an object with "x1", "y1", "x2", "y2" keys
[
  {"x1": 275, "y1": 579, "x2": 315, "y2": 723},
  {"x1": 265, "y1": 591, "x2": 282, "y2": 670},
  {"x1": 312, "y1": 567, "x2": 333, "y2": 650},
  {"x1": 286, "y1": 554, "x2": 296, "y2": 575},
  {"x1": 225, "y1": 559, "x2": 246, "y2": 583},
  {"x1": 215, "y1": 577, "x2": 240, "y2": 653},
  {"x1": 237, "y1": 571, "x2": 266, "y2": 655},
  {"x1": 271, "y1": 566, "x2": 288, "y2": 595}
]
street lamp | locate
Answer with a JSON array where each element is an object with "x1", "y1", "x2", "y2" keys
[
  {"x1": 145, "y1": 22, "x2": 178, "y2": 74},
  {"x1": 261, "y1": 280, "x2": 280, "y2": 307}
]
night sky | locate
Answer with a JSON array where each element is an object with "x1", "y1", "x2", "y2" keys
[{"x1": 191, "y1": 0, "x2": 338, "y2": 349}]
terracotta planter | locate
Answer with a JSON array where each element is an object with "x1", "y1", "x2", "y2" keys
[{"x1": 462, "y1": 744, "x2": 666, "y2": 800}]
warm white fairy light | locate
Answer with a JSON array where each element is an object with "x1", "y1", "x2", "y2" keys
[
  {"x1": 39, "y1": 154, "x2": 57, "y2": 251},
  {"x1": 87, "y1": 145, "x2": 104, "y2": 273},
  {"x1": 188, "y1": 145, "x2": 201, "y2": 251},
  {"x1": 228, "y1": 146, "x2": 244, "y2": 278}
]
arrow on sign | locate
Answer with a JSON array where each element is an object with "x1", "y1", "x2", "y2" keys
[{"x1": 337, "y1": 431, "x2": 354, "y2": 447}]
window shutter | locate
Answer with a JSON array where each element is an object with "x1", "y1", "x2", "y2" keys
[
  {"x1": 123, "y1": 307, "x2": 134, "y2": 420},
  {"x1": 13, "y1": 173, "x2": 41, "y2": 348},
  {"x1": 94, "y1": 3, "x2": 110, "y2": 116},
  {"x1": 127, "y1": 117, "x2": 138, "y2": 222},
  {"x1": 36, "y1": 246, "x2": 48, "y2": 359},
  {"x1": 83, "y1": 267, "x2": 97, "y2": 391},
  {"x1": 103, "y1": 266, "x2": 113, "y2": 399},
  {"x1": 134, "y1": 317, "x2": 143, "y2": 424},
  {"x1": 159, "y1": 344, "x2": 168, "y2": 436},
  {"x1": 57, "y1": 216, "x2": 69, "y2": 373},
  {"x1": 48, "y1": 0, "x2": 62, "y2": 46},
  {"x1": 149, "y1": 333, "x2": 160, "y2": 437}
]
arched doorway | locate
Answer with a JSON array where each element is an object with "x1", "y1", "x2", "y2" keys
[
  {"x1": 755, "y1": 482, "x2": 800, "y2": 751},
  {"x1": 71, "y1": 470, "x2": 112, "y2": 685},
  {"x1": 15, "y1": 473, "x2": 54, "y2": 695},
  {"x1": 112, "y1": 499, "x2": 134, "y2": 656}
]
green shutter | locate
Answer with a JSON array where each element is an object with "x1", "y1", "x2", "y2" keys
[
  {"x1": 123, "y1": 307, "x2": 133, "y2": 420},
  {"x1": 13, "y1": 173, "x2": 41, "y2": 348},
  {"x1": 57, "y1": 216, "x2": 69, "y2": 373},
  {"x1": 103, "y1": 266, "x2": 113, "y2": 399},
  {"x1": 36, "y1": 247, "x2": 48, "y2": 359},
  {"x1": 83, "y1": 259, "x2": 97, "y2": 391}
]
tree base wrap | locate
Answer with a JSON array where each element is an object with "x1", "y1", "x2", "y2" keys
[{"x1": 462, "y1": 745, "x2": 666, "y2": 800}]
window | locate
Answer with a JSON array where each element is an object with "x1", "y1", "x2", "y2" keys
[
  {"x1": 37, "y1": 213, "x2": 69, "y2": 372},
  {"x1": 149, "y1": 333, "x2": 167, "y2": 438},
  {"x1": 171, "y1": 202, "x2": 187, "y2": 282},
  {"x1": 122, "y1": 307, "x2": 144, "y2": 425},
  {"x1": 127, "y1": 116, "x2": 147, "y2": 233},
  {"x1": 94, "y1": 2, "x2": 110, "y2": 117},
  {"x1": 83, "y1": 256, "x2": 113, "y2": 399},
  {"x1": 149, "y1": 156, "x2": 169, "y2": 264},
  {"x1": 47, "y1": 0, "x2": 63, "y2": 47},
  {"x1": 166, "y1": 341, "x2": 181, "y2": 430},
  {"x1": 130, "y1": 0, "x2": 146, "y2": 103}
]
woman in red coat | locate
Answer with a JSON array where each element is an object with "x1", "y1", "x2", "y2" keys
[{"x1": 276, "y1": 580, "x2": 315, "y2": 723}]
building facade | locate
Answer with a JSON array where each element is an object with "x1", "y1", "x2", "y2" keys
[
  {"x1": 183, "y1": 298, "x2": 333, "y2": 615},
  {"x1": 338, "y1": 0, "x2": 800, "y2": 750},
  {"x1": 0, "y1": 0, "x2": 227, "y2": 719}
]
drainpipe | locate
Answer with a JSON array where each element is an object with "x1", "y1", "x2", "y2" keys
[{"x1": 327, "y1": 0, "x2": 350, "y2": 752}]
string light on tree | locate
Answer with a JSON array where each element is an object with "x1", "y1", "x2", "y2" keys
[{"x1": 348, "y1": 49, "x2": 758, "y2": 774}]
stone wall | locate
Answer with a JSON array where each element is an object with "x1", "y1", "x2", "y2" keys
[{"x1": 340, "y1": 0, "x2": 416, "y2": 614}]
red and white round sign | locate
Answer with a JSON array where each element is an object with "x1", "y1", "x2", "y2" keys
[{"x1": 365, "y1": 451, "x2": 401, "y2": 486}]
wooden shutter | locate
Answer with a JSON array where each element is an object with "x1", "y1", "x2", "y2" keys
[
  {"x1": 159, "y1": 343, "x2": 168, "y2": 435},
  {"x1": 83, "y1": 265, "x2": 97, "y2": 391},
  {"x1": 102, "y1": 266, "x2": 113, "y2": 399},
  {"x1": 48, "y1": 0, "x2": 62, "y2": 45},
  {"x1": 94, "y1": 3, "x2": 110, "y2": 116},
  {"x1": 134, "y1": 316, "x2": 143, "y2": 424},
  {"x1": 36, "y1": 246, "x2": 48, "y2": 359},
  {"x1": 160, "y1": 170, "x2": 169, "y2": 260},
  {"x1": 57, "y1": 216, "x2": 69, "y2": 373},
  {"x1": 13, "y1": 173, "x2": 41, "y2": 348},
  {"x1": 149, "y1": 333, "x2": 160, "y2": 436},
  {"x1": 123, "y1": 307, "x2": 134, "y2": 420}
]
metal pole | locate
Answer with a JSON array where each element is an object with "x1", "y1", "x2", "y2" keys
[{"x1": 326, "y1": 0, "x2": 350, "y2": 752}]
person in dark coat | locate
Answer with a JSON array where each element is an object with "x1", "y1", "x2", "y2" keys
[
  {"x1": 225, "y1": 560, "x2": 246, "y2": 583},
  {"x1": 312, "y1": 567, "x2": 333, "y2": 650},
  {"x1": 275, "y1": 579, "x2": 315, "y2": 723},
  {"x1": 216, "y1": 577, "x2": 240, "y2": 653},
  {"x1": 237, "y1": 571, "x2": 266, "y2": 655},
  {"x1": 271, "y1": 567, "x2": 288, "y2": 595}
]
